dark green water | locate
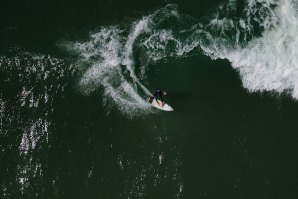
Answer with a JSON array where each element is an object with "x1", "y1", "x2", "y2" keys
[{"x1": 1, "y1": 0, "x2": 298, "y2": 198}]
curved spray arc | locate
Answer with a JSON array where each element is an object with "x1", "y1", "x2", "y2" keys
[{"x1": 66, "y1": 5, "x2": 183, "y2": 116}]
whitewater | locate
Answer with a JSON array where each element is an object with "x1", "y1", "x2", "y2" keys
[
  {"x1": 2, "y1": 0, "x2": 298, "y2": 117},
  {"x1": 62, "y1": 0, "x2": 298, "y2": 116}
]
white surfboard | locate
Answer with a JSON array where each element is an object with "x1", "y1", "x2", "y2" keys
[{"x1": 147, "y1": 98, "x2": 174, "y2": 111}]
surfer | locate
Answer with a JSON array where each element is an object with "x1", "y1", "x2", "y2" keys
[{"x1": 148, "y1": 89, "x2": 166, "y2": 107}]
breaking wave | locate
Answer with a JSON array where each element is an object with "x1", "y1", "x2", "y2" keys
[{"x1": 64, "y1": 0, "x2": 298, "y2": 116}]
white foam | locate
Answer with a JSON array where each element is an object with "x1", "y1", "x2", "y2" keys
[
  {"x1": 68, "y1": 26, "x2": 153, "y2": 116},
  {"x1": 200, "y1": 0, "x2": 298, "y2": 98},
  {"x1": 66, "y1": 5, "x2": 183, "y2": 116},
  {"x1": 66, "y1": 0, "x2": 298, "y2": 116},
  {"x1": 123, "y1": 16, "x2": 152, "y2": 76},
  {"x1": 143, "y1": 29, "x2": 180, "y2": 61}
]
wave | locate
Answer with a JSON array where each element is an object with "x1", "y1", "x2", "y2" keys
[
  {"x1": 2, "y1": 1, "x2": 297, "y2": 117},
  {"x1": 63, "y1": 0, "x2": 298, "y2": 116}
]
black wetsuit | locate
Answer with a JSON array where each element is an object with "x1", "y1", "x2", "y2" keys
[{"x1": 153, "y1": 89, "x2": 163, "y2": 103}]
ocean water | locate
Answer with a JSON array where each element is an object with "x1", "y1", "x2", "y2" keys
[{"x1": 1, "y1": 0, "x2": 298, "y2": 198}]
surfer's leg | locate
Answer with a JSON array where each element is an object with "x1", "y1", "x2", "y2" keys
[
  {"x1": 159, "y1": 94, "x2": 163, "y2": 103},
  {"x1": 154, "y1": 98, "x2": 161, "y2": 106}
]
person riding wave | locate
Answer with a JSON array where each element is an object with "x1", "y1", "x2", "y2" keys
[{"x1": 147, "y1": 89, "x2": 166, "y2": 107}]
